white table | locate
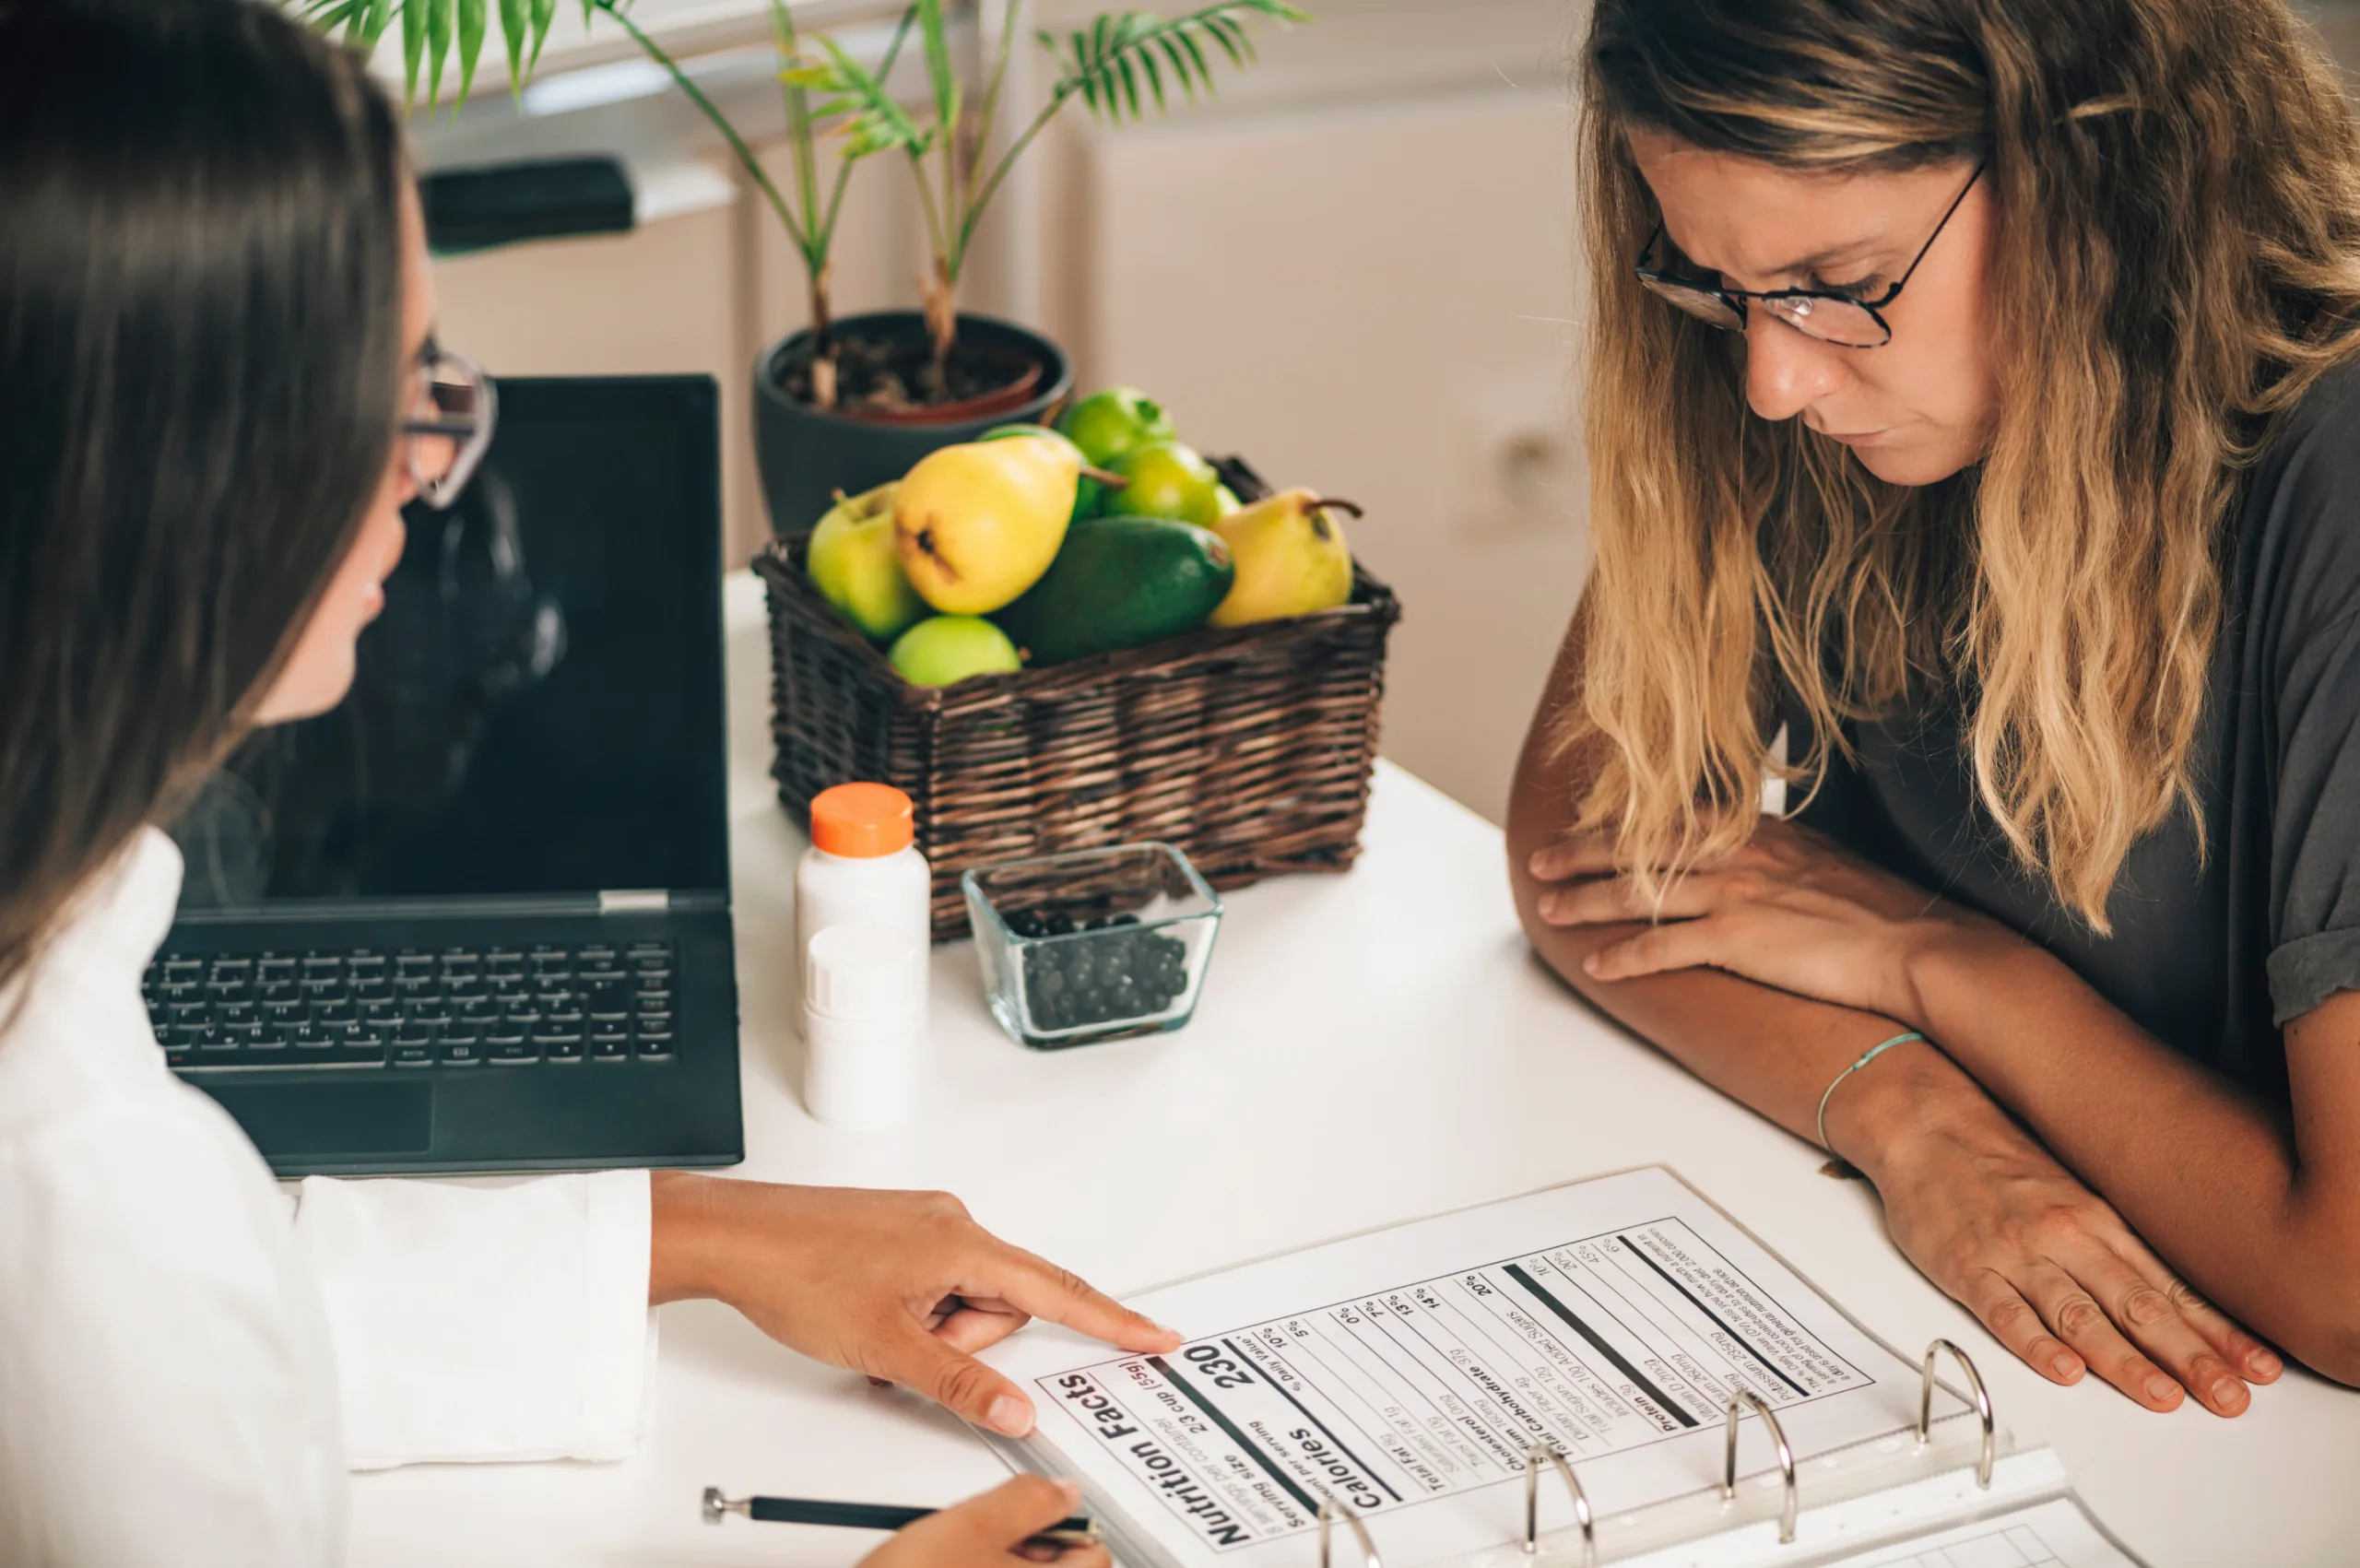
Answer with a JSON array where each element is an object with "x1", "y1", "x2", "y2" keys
[{"x1": 347, "y1": 573, "x2": 2360, "y2": 1565}]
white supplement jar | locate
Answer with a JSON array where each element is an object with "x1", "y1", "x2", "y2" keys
[
  {"x1": 802, "y1": 923, "x2": 925, "y2": 1129},
  {"x1": 794, "y1": 782, "x2": 929, "y2": 1036}
]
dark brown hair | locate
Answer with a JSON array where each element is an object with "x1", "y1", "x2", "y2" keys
[{"x1": 0, "y1": 0, "x2": 407, "y2": 994}]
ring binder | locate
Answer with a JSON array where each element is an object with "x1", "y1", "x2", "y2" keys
[
  {"x1": 1520, "y1": 1444, "x2": 1596, "y2": 1566},
  {"x1": 1721, "y1": 1390, "x2": 1799, "y2": 1545},
  {"x1": 974, "y1": 1169, "x2": 2135, "y2": 1568},
  {"x1": 1317, "y1": 1496, "x2": 1384, "y2": 1568},
  {"x1": 1917, "y1": 1338, "x2": 1995, "y2": 1489}
]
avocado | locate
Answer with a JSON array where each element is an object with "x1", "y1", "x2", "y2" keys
[{"x1": 995, "y1": 514, "x2": 1235, "y2": 664}]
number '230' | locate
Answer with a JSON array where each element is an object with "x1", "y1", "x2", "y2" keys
[{"x1": 1184, "y1": 1345, "x2": 1254, "y2": 1389}]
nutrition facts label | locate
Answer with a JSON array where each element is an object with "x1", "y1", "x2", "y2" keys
[{"x1": 1038, "y1": 1217, "x2": 1871, "y2": 1551}]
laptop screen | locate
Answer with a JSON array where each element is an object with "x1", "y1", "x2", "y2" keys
[{"x1": 171, "y1": 375, "x2": 730, "y2": 911}]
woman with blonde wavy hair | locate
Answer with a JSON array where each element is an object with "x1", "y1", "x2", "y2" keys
[{"x1": 1510, "y1": 0, "x2": 2360, "y2": 1415}]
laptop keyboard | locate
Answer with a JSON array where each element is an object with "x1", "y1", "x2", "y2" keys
[{"x1": 143, "y1": 941, "x2": 678, "y2": 1075}]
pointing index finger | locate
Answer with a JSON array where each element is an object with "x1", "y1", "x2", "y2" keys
[{"x1": 975, "y1": 1242, "x2": 1180, "y2": 1354}]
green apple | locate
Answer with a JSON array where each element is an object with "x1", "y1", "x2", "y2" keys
[
  {"x1": 1111, "y1": 440, "x2": 1222, "y2": 527},
  {"x1": 1214, "y1": 484, "x2": 1244, "y2": 517},
  {"x1": 807, "y1": 481, "x2": 926, "y2": 642},
  {"x1": 1056, "y1": 387, "x2": 1176, "y2": 469},
  {"x1": 980, "y1": 423, "x2": 1103, "y2": 522},
  {"x1": 888, "y1": 615, "x2": 1024, "y2": 686}
]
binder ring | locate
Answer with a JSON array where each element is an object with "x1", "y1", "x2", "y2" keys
[
  {"x1": 1720, "y1": 1389, "x2": 1799, "y2": 1545},
  {"x1": 1521, "y1": 1444, "x2": 1596, "y2": 1565},
  {"x1": 1917, "y1": 1338, "x2": 1995, "y2": 1490},
  {"x1": 1317, "y1": 1494, "x2": 1384, "y2": 1568}
]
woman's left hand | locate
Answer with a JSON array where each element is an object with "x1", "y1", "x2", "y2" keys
[
  {"x1": 650, "y1": 1175, "x2": 1181, "y2": 1439},
  {"x1": 1528, "y1": 815, "x2": 2002, "y2": 1026}
]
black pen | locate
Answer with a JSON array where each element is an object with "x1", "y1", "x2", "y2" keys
[{"x1": 702, "y1": 1488, "x2": 1100, "y2": 1547}]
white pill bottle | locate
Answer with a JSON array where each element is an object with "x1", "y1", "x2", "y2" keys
[
  {"x1": 803, "y1": 923, "x2": 925, "y2": 1129},
  {"x1": 794, "y1": 783, "x2": 930, "y2": 1038}
]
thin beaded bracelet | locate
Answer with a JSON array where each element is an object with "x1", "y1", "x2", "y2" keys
[{"x1": 1814, "y1": 1032, "x2": 1927, "y2": 1154}]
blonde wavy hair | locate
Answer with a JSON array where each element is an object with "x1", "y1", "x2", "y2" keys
[{"x1": 1567, "y1": 0, "x2": 2360, "y2": 927}]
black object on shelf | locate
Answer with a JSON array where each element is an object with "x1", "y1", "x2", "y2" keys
[{"x1": 419, "y1": 156, "x2": 633, "y2": 253}]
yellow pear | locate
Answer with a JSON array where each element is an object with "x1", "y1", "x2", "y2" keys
[
  {"x1": 1207, "y1": 489, "x2": 1360, "y2": 627},
  {"x1": 893, "y1": 439, "x2": 1079, "y2": 615}
]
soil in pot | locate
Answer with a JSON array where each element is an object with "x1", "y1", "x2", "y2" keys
[
  {"x1": 754, "y1": 310, "x2": 1073, "y2": 537},
  {"x1": 776, "y1": 331, "x2": 1045, "y2": 425}
]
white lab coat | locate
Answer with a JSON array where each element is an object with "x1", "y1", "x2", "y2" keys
[{"x1": 0, "y1": 829, "x2": 655, "y2": 1565}]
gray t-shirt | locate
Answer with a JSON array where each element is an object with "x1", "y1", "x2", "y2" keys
[{"x1": 1791, "y1": 360, "x2": 2360, "y2": 1102}]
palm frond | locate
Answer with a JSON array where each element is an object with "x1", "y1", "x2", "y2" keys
[
  {"x1": 784, "y1": 36, "x2": 934, "y2": 159},
  {"x1": 424, "y1": 0, "x2": 454, "y2": 104},
  {"x1": 1157, "y1": 33, "x2": 1203, "y2": 103},
  {"x1": 914, "y1": 0, "x2": 961, "y2": 149},
  {"x1": 528, "y1": 0, "x2": 560, "y2": 72},
  {"x1": 400, "y1": 0, "x2": 428, "y2": 101},
  {"x1": 456, "y1": 0, "x2": 489, "y2": 104},
  {"x1": 294, "y1": 0, "x2": 362, "y2": 32},
  {"x1": 292, "y1": 0, "x2": 563, "y2": 109},
  {"x1": 498, "y1": 0, "x2": 529, "y2": 91},
  {"x1": 1036, "y1": 1, "x2": 1305, "y2": 125}
]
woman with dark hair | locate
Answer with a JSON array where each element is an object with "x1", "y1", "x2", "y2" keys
[
  {"x1": 0, "y1": 4, "x2": 1164, "y2": 1561},
  {"x1": 1513, "y1": 0, "x2": 2360, "y2": 1419}
]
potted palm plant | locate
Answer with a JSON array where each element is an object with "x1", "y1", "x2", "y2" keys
[{"x1": 297, "y1": 0, "x2": 1306, "y2": 536}]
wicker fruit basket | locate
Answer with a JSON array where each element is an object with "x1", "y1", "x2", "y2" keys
[{"x1": 754, "y1": 459, "x2": 1401, "y2": 940}]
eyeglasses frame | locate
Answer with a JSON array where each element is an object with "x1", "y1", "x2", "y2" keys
[
  {"x1": 398, "y1": 336, "x2": 498, "y2": 510},
  {"x1": 1634, "y1": 160, "x2": 1987, "y2": 348}
]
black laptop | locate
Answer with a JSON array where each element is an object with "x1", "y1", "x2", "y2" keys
[{"x1": 148, "y1": 375, "x2": 743, "y2": 1177}]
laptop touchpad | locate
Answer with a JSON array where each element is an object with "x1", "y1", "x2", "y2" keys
[{"x1": 210, "y1": 1081, "x2": 434, "y2": 1157}]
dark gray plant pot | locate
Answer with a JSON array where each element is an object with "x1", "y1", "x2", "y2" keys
[{"x1": 752, "y1": 309, "x2": 1075, "y2": 537}]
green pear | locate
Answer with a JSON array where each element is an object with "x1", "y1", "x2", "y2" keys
[
  {"x1": 888, "y1": 616, "x2": 1025, "y2": 686},
  {"x1": 807, "y1": 481, "x2": 926, "y2": 642},
  {"x1": 1208, "y1": 489, "x2": 1361, "y2": 627}
]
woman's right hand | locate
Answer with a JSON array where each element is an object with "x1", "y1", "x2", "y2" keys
[
  {"x1": 1836, "y1": 1051, "x2": 2282, "y2": 1417},
  {"x1": 648, "y1": 1177, "x2": 1179, "y2": 1440},
  {"x1": 861, "y1": 1478, "x2": 1108, "y2": 1568}
]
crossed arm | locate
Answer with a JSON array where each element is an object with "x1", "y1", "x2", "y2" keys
[{"x1": 1507, "y1": 604, "x2": 2360, "y2": 1411}]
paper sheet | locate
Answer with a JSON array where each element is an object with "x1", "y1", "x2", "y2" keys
[
  {"x1": 1820, "y1": 1495, "x2": 2139, "y2": 1568},
  {"x1": 985, "y1": 1168, "x2": 1966, "y2": 1568}
]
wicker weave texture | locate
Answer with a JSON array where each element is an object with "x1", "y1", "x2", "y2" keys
[{"x1": 755, "y1": 509, "x2": 1400, "y2": 940}]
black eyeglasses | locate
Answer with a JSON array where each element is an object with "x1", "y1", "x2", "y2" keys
[
  {"x1": 400, "y1": 336, "x2": 497, "y2": 510},
  {"x1": 1635, "y1": 162, "x2": 1985, "y2": 348}
]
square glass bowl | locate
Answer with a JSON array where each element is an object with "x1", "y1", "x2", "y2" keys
[{"x1": 962, "y1": 843, "x2": 1224, "y2": 1050}]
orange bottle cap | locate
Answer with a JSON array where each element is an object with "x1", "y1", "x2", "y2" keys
[{"x1": 810, "y1": 782, "x2": 915, "y2": 858}]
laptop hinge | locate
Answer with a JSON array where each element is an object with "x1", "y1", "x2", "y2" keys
[{"x1": 598, "y1": 889, "x2": 670, "y2": 914}]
